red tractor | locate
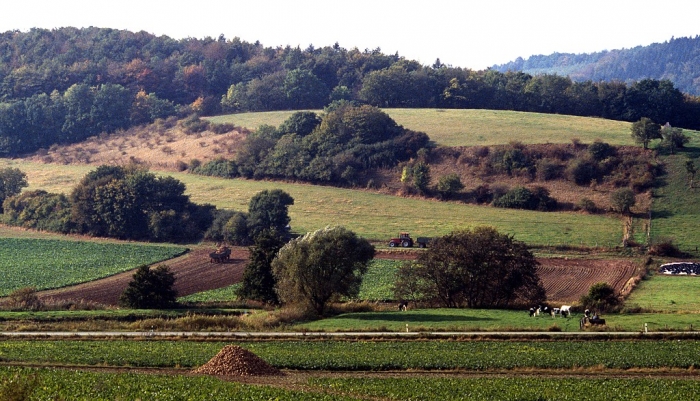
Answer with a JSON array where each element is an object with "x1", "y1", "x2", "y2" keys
[{"x1": 388, "y1": 232, "x2": 431, "y2": 248}]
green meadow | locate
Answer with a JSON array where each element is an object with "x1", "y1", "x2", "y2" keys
[
  {"x1": 208, "y1": 108, "x2": 636, "y2": 147},
  {"x1": 0, "y1": 159, "x2": 623, "y2": 247}
]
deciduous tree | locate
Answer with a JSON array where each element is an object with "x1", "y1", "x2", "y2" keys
[
  {"x1": 0, "y1": 167, "x2": 28, "y2": 212},
  {"x1": 272, "y1": 226, "x2": 375, "y2": 314},
  {"x1": 394, "y1": 227, "x2": 545, "y2": 308},
  {"x1": 630, "y1": 117, "x2": 661, "y2": 150}
]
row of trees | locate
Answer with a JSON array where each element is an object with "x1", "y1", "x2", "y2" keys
[
  {"x1": 0, "y1": 165, "x2": 297, "y2": 244},
  {"x1": 2, "y1": 28, "x2": 700, "y2": 157}
]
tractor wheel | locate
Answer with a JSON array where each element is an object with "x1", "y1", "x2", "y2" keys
[
  {"x1": 389, "y1": 242, "x2": 396, "y2": 247},
  {"x1": 402, "y1": 240, "x2": 410, "y2": 247}
]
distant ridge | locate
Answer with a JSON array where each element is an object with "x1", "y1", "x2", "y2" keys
[{"x1": 492, "y1": 35, "x2": 700, "y2": 96}]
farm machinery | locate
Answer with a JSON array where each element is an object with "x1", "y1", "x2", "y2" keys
[
  {"x1": 209, "y1": 245, "x2": 231, "y2": 263},
  {"x1": 388, "y1": 232, "x2": 432, "y2": 248}
]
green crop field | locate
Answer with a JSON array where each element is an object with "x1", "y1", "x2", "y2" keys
[
  {"x1": 0, "y1": 238, "x2": 185, "y2": 295},
  {"x1": 309, "y1": 377, "x2": 700, "y2": 401},
  {"x1": 2, "y1": 339, "x2": 700, "y2": 370},
  {"x1": 207, "y1": 108, "x2": 636, "y2": 147}
]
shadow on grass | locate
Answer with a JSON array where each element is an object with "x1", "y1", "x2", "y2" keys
[{"x1": 332, "y1": 312, "x2": 495, "y2": 323}]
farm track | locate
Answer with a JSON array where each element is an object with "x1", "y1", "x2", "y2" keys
[{"x1": 36, "y1": 249, "x2": 638, "y2": 306}]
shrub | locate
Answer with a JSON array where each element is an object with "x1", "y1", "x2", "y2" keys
[
  {"x1": 119, "y1": 264, "x2": 178, "y2": 309},
  {"x1": 175, "y1": 160, "x2": 188, "y2": 172},
  {"x1": 566, "y1": 158, "x2": 600, "y2": 185},
  {"x1": 535, "y1": 158, "x2": 563, "y2": 181},
  {"x1": 180, "y1": 114, "x2": 210, "y2": 134},
  {"x1": 493, "y1": 186, "x2": 556, "y2": 211},
  {"x1": 579, "y1": 282, "x2": 620, "y2": 313},
  {"x1": 192, "y1": 158, "x2": 238, "y2": 178},
  {"x1": 610, "y1": 188, "x2": 636, "y2": 214},
  {"x1": 648, "y1": 238, "x2": 687, "y2": 257},
  {"x1": 210, "y1": 122, "x2": 236, "y2": 134},
  {"x1": 5, "y1": 287, "x2": 43, "y2": 311},
  {"x1": 576, "y1": 198, "x2": 598, "y2": 213},
  {"x1": 587, "y1": 140, "x2": 615, "y2": 161},
  {"x1": 436, "y1": 173, "x2": 464, "y2": 199}
]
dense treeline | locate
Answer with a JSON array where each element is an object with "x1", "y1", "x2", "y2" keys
[
  {"x1": 194, "y1": 104, "x2": 430, "y2": 185},
  {"x1": 1, "y1": 27, "x2": 700, "y2": 157},
  {"x1": 494, "y1": 35, "x2": 700, "y2": 96}
]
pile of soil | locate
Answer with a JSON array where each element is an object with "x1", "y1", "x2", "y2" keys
[{"x1": 193, "y1": 345, "x2": 284, "y2": 377}]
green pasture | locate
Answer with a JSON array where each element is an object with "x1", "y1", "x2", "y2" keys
[
  {"x1": 3, "y1": 339, "x2": 700, "y2": 370},
  {"x1": 0, "y1": 238, "x2": 185, "y2": 295},
  {"x1": 0, "y1": 159, "x2": 624, "y2": 247},
  {"x1": 294, "y1": 308, "x2": 700, "y2": 332},
  {"x1": 625, "y1": 274, "x2": 700, "y2": 312},
  {"x1": 650, "y1": 136, "x2": 700, "y2": 253},
  {"x1": 208, "y1": 109, "x2": 636, "y2": 147}
]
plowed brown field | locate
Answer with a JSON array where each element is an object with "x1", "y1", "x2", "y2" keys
[
  {"x1": 38, "y1": 248, "x2": 248, "y2": 306},
  {"x1": 38, "y1": 249, "x2": 638, "y2": 306},
  {"x1": 537, "y1": 258, "x2": 639, "y2": 303}
]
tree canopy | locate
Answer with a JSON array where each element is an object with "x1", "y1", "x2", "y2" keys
[
  {"x1": 119, "y1": 264, "x2": 178, "y2": 309},
  {"x1": 272, "y1": 226, "x2": 375, "y2": 315},
  {"x1": 394, "y1": 227, "x2": 545, "y2": 308}
]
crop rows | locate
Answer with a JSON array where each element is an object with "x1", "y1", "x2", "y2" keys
[
  {"x1": 0, "y1": 367, "x2": 354, "y2": 401},
  {"x1": 0, "y1": 238, "x2": 185, "y2": 295},
  {"x1": 2, "y1": 340, "x2": 700, "y2": 370},
  {"x1": 310, "y1": 377, "x2": 700, "y2": 401}
]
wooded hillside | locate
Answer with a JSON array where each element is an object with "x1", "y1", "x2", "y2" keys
[
  {"x1": 493, "y1": 36, "x2": 700, "y2": 96},
  {"x1": 1, "y1": 27, "x2": 699, "y2": 158}
]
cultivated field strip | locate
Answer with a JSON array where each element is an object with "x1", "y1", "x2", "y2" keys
[{"x1": 537, "y1": 258, "x2": 639, "y2": 303}]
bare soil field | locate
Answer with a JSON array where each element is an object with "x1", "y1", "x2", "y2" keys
[
  {"x1": 37, "y1": 248, "x2": 637, "y2": 306},
  {"x1": 38, "y1": 248, "x2": 248, "y2": 305},
  {"x1": 537, "y1": 258, "x2": 640, "y2": 303}
]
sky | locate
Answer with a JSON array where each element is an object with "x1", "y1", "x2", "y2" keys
[{"x1": 3, "y1": 0, "x2": 700, "y2": 70}]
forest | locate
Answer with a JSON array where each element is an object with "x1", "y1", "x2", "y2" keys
[
  {"x1": 493, "y1": 35, "x2": 700, "y2": 96},
  {"x1": 1, "y1": 27, "x2": 700, "y2": 157}
]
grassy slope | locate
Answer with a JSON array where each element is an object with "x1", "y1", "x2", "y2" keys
[
  {"x1": 208, "y1": 108, "x2": 635, "y2": 147},
  {"x1": 648, "y1": 135, "x2": 700, "y2": 252},
  {"x1": 0, "y1": 159, "x2": 622, "y2": 247}
]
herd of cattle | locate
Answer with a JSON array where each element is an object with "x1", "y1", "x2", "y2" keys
[
  {"x1": 660, "y1": 262, "x2": 700, "y2": 275},
  {"x1": 528, "y1": 305, "x2": 571, "y2": 318}
]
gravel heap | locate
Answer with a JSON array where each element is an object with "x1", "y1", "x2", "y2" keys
[{"x1": 193, "y1": 345, "x2": 284, "y2": 376}]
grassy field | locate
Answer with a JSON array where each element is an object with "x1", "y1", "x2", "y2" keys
[
  {"x1": 207, "y1": 109, "x2": 636, "y2": 147},
  {"x1": 293, "y1": 308, "x2": 700, "y2": 332},
  {"x1": 0, "y1": 159, "x2": 624, "y2": 247},
  {"x1": 650, "y1": 153, "x2": 700, "y2": 253},
  {"x1": 625, "y1": 274, "x2": 700, "y2": 312}
]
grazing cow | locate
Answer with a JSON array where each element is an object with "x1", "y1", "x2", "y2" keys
[
  {"x1": 398, "y1": 301, "x2": 408, "y2": 311},
  {"x1": 560, "y1": 305, "x2": 572, "y2": 318},
  {"x1": 538, "y1": 305, "x2": 554, "y2": 317},
  {"x1": 552, "y1": 307, "x2": 561, "y2": 317},
  {"x1": 528, "y1": 307, "x2": 537, "y2": 317}
]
